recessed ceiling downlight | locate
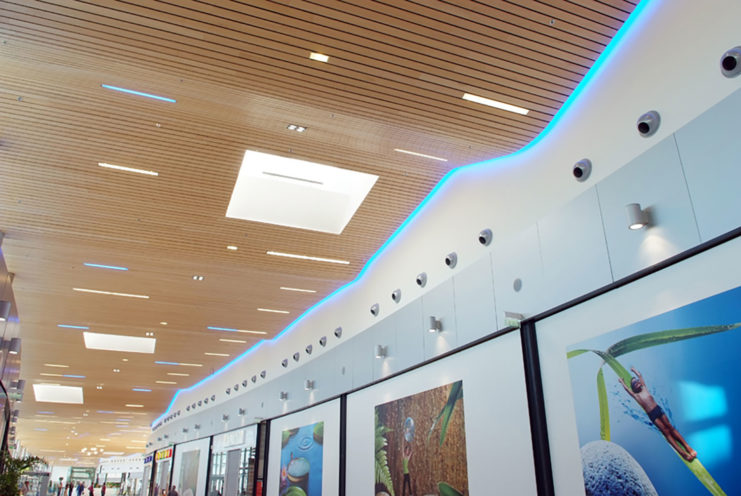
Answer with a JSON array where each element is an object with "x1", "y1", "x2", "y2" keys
[
  {"x1": 83, "y1": 332, "x2": 156, "y2": 354},
  {"x1": 226, "y1": 150, "x2": 377, "y2": 234},
  {"x1": 33, "y1": 384, "x2": 84, "y2": 404}
]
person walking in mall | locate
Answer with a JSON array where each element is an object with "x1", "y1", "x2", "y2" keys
[
  {"x1": 76, "y1": 481, "x2": 84, "y2": 496},
  {"x1": 168, "y1": 485, "x2": 179, "y2": 496}
]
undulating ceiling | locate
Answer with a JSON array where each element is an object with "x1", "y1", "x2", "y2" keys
[{"x1": 0, "y1": 0, "x2": 637, "y2": 463}]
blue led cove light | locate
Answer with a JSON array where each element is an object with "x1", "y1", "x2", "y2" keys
[
  {"x1": 207, "y1": 326, "x2": 239, "y2": 332},
  {"x1": 151, "y1": 0, "x2": 655, "y2": 428},
  {"x1": 155, "y1": 361, "x2": 180, "y2": 366},
  {"x1": 101, "y1": 84, "x2": 176, "y2": 103},
  {"x1": 132, "y1": 388, "x2": 152, "y2": 392},
  {"x1": 58, "y1": 324, "x2": 89, "y2": 330},
  {"x1": 63, "y1": 374, "x2": 86, "y2": 379},
  {"x1": 84, "y1": 263, "x2": 129, "y2": 271}
]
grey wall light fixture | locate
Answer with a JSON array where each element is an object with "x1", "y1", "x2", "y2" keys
[
  {"x1": 626, "y1": 203, "x2": 649, "y2": 230},
  {"x1": 8, "y1": 337, "x2": 21, "y2": 355},
  {"x1": 279, "y1": 391, "x2": 289, "y2": 401},
  {"x1": 0, "y1": 301, "x2": 11, "y2": 321},
  {"x1": 428, "y1": 316, "x2": 443, "y2": 333},
  {"x1": 304, "y1": 379, "x2": 315, "y2": 390},
  {"x1": 375, "y1": 344, "x2": 388, "y2": 358}
]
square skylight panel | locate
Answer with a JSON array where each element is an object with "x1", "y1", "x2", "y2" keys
[
  {"x1": 226, "y1": 150, "x2": 378, "y2": 234},
  {"x1": 83, "y1": 332, "x2": 156, "y2": 353},
  {"x1": 33, "y1": 384, "x2": 84, "y2": 404}
]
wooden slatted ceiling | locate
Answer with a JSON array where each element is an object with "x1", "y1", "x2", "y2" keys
[{"x1": 0, "y1": 0, "x2": 637, "y2": 463}]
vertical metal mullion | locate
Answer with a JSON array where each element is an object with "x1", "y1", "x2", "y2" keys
[{"x1": 521, "y1": 321, "x2": 555, "y2": 496}]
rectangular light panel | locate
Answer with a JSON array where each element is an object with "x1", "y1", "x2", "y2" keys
[
  {"x1": 33, "y1": 384, "x2": 84, "y2": 404},
  {"x1": 83, "y1": 332, "x2": 156, "y2": 354},
  {"x1": 226, "y1": 150, "x2": 378, "y2": 234}
]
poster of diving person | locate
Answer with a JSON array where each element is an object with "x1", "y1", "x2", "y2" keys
[
  {"x1": 566, "y1": 285, "x2": 741, "y2": 496},
  {"x1": 280, "y1": 421, "x2": 324, "y2": 496},
  {"x1": 374, "y1": 380, "x2": 468, "y2": 496}
]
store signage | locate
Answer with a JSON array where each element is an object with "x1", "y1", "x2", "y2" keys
[
  {"x1": 144, "y1": 455, "x2": 154, "y2": 464},
  {"x1": 155, "y1": 448, "x2": 173, "y2": 461}
]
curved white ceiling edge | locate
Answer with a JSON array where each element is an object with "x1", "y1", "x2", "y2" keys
[{"x1": 154, "y1": 0, "x2": 741, "y2": 425}]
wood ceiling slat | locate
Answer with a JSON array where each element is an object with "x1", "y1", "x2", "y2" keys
[
  {"x1": 347, "y1": 0, "x2": 608, "y2": 56},
  {"x1": 506, "y1": 0, "x2": 630, "y2": 27},
  {"x1": 0, "y1": 20, "x2": 544, "y2": 149}
]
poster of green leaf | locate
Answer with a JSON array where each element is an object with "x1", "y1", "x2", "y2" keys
[{"x1": 566, "y1": 285, "x2": 741, "y2": 495}]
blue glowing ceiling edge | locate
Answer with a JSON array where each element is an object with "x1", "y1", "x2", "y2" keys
[{"x1": 151, "y1": 0, "x2": 653, "y2": 428}]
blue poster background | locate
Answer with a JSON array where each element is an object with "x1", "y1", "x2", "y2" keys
[
  {"x1": 279, "y1": 422, "x2": 323, "y2": 496},
  {"x1": 567, "y1": 285, "x2": 741, "y2": 495}
]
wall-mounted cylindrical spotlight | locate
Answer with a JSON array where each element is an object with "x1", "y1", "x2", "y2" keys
[
  {"x1": 281, "y1": 359, "x2": 289, "y2": 368},
  {"x1": 444, "y1": 252, "x2": 458, "y2": 269},
  {"x1": 334, "y1": 327, "x2": 343, "y2": 339},
  {"x1": 637, "y1": 111, "x2": 660, "y2": 138},
  {"x1": 304, "y1": 379, "x2": 315, "y2": 391},
  {"x1": 0, "y1": 301, "x2": 11, "y2": 322},
  {"x1": 626, "y1": 203, "x2": 649, "y2": 230},
  {"x1": 428, "y1": 316, "x2": 442, "y2": 333},
  {"x1": 416, "y1": 272, "x2": 427, "y2": 288},
  {"x1": 370, "y1": 303, "x2": 380, "y2": 316},
  {"x1": 721, "y1": 46, "x2": 741, "y2": 78},
  {"x1": 279, "y1": 391, "x2": 289, "y2": 401},
  {"x1": 319, "y1": 336, "x2": 328, "y2": 347},
  {"x1": 391, "y1": 289, "x2": 402, "y2": 303},
  {"x1": 8, "y1": 337, "x2": 21, "y2": 355}
]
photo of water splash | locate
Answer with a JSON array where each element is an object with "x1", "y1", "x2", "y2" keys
[
  {"x1": 279, "y1": 421, "x2": 324, "y2": 496},
  {"x1": 566, "y1": 285, "x2": 741, "y2": 495}
]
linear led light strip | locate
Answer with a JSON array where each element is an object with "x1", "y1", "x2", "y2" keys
[
  {"x1": 393, "y1": 149, "x2": 448, "y2": 162},
  {"x1": 204, "y1": 352, "x2": 230, "y2": 357},
  {"x1": 257, "y1": 308, "x2": 289, "y2": 314},
  {"x1": 98, "y1": 162, "x2": 159, "y2": 177},
  {"x1": 280, "y1": 287, "x2": 317, "y2": 293},
  {"x1": 154, "y1": 361, "x2": 202, "y2": 367},
  {"x1": 462, "y1": 93, "x2": 529, "y2": 115},
  {"x1": 208, "y1": 326, "x2": 267, "y2": 335},
  {"x1": 73, "y1": 288, "x2": 149, "y2": 299},
  {"x1": 101, "y1": 84, "x2": 176, "y2": 103},
  {"x1": 266, "y1": 251, "x2": 349, "y2": 265}
]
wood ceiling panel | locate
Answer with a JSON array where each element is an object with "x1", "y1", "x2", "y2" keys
[{"x1": 0, "y1": 0, "x2": 637, "y2": 463}]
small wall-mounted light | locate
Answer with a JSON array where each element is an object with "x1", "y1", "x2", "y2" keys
[
  {"x1": 233, "y1": 384, "x2": 239, "y2": 391},
  {"x1": 242, "y1": 380, "x2": 248, "y2": 388},
  {"x1": 391, "y1": 289, "x2": 401, "y2": 303},
  {"x1": 163, "y1": 434, "x2": 169, "y2": 439},
  {"x1": 304, "y1": 379, "x2": 315, "y2": 390},
  {"x1": 8, "y1": 337, "x2": 21, "y2": 355},
  {"x1": 504, "y1": 311, "x2": 525, "y2": 329},
  {"x1": 238, "y1": 408, "x2": 246, "y2": 416},
  {"x1": 319, "y1": 336, "x2": 327, "y2": 347},
  {"x1": 375, "y1": 344, "x2": 388, "y2": 358},
  {"x1": 305, "y1": 344, "x2": 313, "y2": 355},
  {"x1": 251, "y1": 375, "x2": 257, "y2": 383},
  {"x1": 626, "y1": 203, "x2": 649, "y2": 230},
  {"x1": 281, "y1": 358, "x2": 289, "y2": 368},
  {"x1": 194, "y1": 424, "x2": 201, "y2": 430},
  {"x1": 225, "y1": 387, "x2": 231, "y2": 395},
  {"x1": 370, "y1": 303, "x2": 380, "y2": 316},
  {"x1": 260, "y1": 370, "x2": 267, "y2": 379},
  {"x1": 334, "y1": 327, "x2": 342, "y2": 339},
  {"x1": 182, "y1": 428, "x2": 188, "y2": 434},
  {"x1": 293, "y1": 352, "x2": 300, "y2": 362},
  {"x1": 204, "y1": 397, "x2": 209, "y2": 404},
  {"x1": 222, "y1": 414, "x2": 229, "y2": 422},
  {"x1": 0, "y1": 300, "x2": 11, "y2": 321},
  {"x1": 279, "y1": 391, "x2": 289, "y2": 401},
  {"x1": 428, "y1": 316, "x2": 442, "y2": 333}
]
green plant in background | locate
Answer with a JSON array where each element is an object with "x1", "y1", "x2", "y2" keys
[
  {"x1": 0, "y1": 453, "x2": 45, "y2": 496},
  {"x1": 375, "y1": 410, "x2": 395, "y2": 496},
  {"x1": 427, "y1": 380, "x2": 463, "y2": 446},
  {"x1": 568, "y1": 323, "x2": 740, "y2": 496}
]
